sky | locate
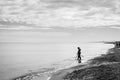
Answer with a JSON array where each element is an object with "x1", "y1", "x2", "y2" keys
[{"x1": 0, "y1": 0, "x2": 120, "y2": 42}]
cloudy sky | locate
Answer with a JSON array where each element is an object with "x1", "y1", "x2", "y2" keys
[
  {"x1": 0, "y1": 0, "x2": 120, "y2": 28},
  {"x1": 0, "y1": 0, "x2": 120, "y2": 42}
]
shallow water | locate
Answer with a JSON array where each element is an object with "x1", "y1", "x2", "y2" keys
[{"x1": 0, "y1": 42, "x2": 113, "y2": 80}]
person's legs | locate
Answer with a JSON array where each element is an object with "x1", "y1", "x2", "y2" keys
[
  {"x1": 78, "y1": 57, "x2": 81, "y2": 63},
  {"x1": 78, "y1": 58, "x2": 81, "y2": 63}
]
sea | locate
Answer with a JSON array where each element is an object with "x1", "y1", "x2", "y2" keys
[{"x1": 0, "y1": 42, "x2": 114, "y2": 80}]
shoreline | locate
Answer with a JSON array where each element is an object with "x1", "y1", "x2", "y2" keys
[
  {"x1": 12, "y1": 45, "x2": 113, "y2": 80},
  {"x1": 12, "y1": 55, "x2": 102, "y2": 80},
  {"x1": 12, "y1": 68, "x2": 55, "y2": 80},
  {"x1": 50, "y1": 47, "x2": 120, "y2": 80},
  {"x1": 13, "y1": 59, "x2": 80, "y2": 80}
]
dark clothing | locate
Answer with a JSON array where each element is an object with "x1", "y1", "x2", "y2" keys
[
  {"x1": 77, "y1": 47, "x2": 81, "y2": 63},
  {"x1": 77, "y1": 48, "x2": 81, "y2": 58}
]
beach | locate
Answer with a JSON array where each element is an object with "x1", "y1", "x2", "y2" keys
[
  {"x1": 1, "y1": 0, "x2": 120, "y2": 80},
  {"x1": 11, "y1": 43, "x2": 113, "y2": 80},
  {"x1": 49, "y1": 47, "x2": 120, "y2": 80}
]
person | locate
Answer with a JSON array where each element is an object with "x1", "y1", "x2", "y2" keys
[{"x1": 77, "y1": 47, "x2": 81, "y2": 63}]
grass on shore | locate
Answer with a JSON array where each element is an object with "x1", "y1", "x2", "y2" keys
[
  {"x1": 64, "y1": 48, "x2": 120, "y2": 80},
  {"x1": 89, "y1": 48, "x2": 120, "y2": 64}
]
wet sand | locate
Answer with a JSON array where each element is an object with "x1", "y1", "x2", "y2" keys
[
  {"x1": 13, "y1": 60, "x2": 79, "y2": 80},
  {"x1": 12, "y1": 68, "x2": 54, "y2": 80}
]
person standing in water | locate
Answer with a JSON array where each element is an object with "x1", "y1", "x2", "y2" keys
[{"x1": 77, "y1": 47, "x2": 81, "y2": 63}]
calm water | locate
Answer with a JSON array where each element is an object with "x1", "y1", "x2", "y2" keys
[{"x1": 0, "y1": 42, "x2": 113, "y2": 80}]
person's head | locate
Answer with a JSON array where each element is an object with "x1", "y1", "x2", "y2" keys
[{"x1": 77, "y1": 47, "x2": 81, "y2": 50}]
